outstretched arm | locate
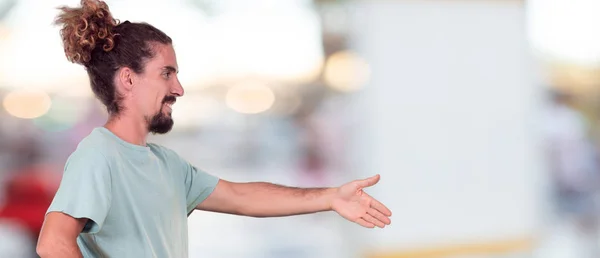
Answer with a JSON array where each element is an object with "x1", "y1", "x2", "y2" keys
[
  {"x1": 196, "y1": 174, "x2": 392, "y2": 228},
  {"x1": 197, "y1": 181, "x2": 336, "y2": 217}
]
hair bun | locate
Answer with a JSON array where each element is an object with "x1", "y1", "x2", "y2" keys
[{"x1": 54, "y1": 0, "x2": 118, "y2": 66}]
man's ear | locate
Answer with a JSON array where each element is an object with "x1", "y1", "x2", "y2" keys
[{"x1": 117, "y1": 67, "x2": 135, "y2": 92}]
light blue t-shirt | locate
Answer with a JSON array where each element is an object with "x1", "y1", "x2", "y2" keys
[{"x1": 47, "y1": 127, "x2": 219, "y2": 258}]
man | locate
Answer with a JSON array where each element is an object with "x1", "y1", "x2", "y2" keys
[{"x1": 36, "y1": 0, "x2": 392, "y2": 257}]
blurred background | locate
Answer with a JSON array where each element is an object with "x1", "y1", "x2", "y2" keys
[{"x1": 0, "y1": 0, "x2": 599, "y2": 257}]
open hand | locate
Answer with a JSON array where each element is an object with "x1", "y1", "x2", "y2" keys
[{"x1": 331, "y1": 174, "x2": 392, "y2": 228}]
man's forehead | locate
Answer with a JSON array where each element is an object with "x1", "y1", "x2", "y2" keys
[{"x1": 148, "y1": 44, "x2": 178, "y2": 70}]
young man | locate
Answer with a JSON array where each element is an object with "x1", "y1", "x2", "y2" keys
[{"x1": 36, "y1": 0, "x2": 392, "y2": 257}]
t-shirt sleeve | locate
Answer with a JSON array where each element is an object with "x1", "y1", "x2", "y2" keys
[
  {"x1": 46, "y1": 149, "x2": 112, "y2": 234},
  {"x1": 172, "y1": 154, "x2": 219, "y2": 214},
  {"x1": 183, "y1": 162, "x2": 219, "y2": 214}
]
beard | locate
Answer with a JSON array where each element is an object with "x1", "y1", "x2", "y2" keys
[{"x1": 147, "y1": 96, "x2": 176, "y2": 134}]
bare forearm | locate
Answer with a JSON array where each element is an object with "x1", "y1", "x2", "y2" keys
[
  {"x1": 233, "y1": 182, "x2": 337, "y2": 217},
  {"x1": 37, "y1": 241, "x2": 82, "y2": 258},
  {"x1": 37, "y1": 212, "x2": 87, "y2": 258}
]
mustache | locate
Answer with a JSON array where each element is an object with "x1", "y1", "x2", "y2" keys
[{"x1": 162, "y1": 96, "x2": 176, "y2": 104}]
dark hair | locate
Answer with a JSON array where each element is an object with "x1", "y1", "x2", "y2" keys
[{"x1": 54, "y1": 0, "x2": 172, "y2": 114}]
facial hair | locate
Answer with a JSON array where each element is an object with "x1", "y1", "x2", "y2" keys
[{"x1": 148, "y1": 95, "x2": 176, "y2": 134}]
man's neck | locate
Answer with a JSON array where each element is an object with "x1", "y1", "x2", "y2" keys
[{"x1": 104, "y1": 114, "x2": 149, "y2": 146}]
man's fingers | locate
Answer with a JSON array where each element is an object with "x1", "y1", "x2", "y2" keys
[
  {"x1": 357, "y1": 174, "x2": 380, "y2": 188},
  {"x1": 368, "y1": 208, "x2": 391, "y2": 225},
  {"x1": 363, "y1": 214, "x2": 386, "y2": 228},
  {"x1": 356, "y1": 218, "x2": 375, "y2": 228},
  {"x1": 366, "y1": 194, "x2": 392, "y2": 216}
]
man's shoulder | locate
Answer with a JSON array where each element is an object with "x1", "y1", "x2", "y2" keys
[
  {"x1": 67, "y1": 128, "x2": 116, "y2": 165},
  {"x1": 75, "y1": 129, "x2": 114, "y2": 153}
]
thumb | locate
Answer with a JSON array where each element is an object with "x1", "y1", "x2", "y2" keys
[{"x1": 356, "y1": 174, "x2": 380, "y2": 188}]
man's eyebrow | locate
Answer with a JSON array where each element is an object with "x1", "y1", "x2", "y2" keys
[{"x1": 162, "y1": 66, "x2": 178, "y2": 73}]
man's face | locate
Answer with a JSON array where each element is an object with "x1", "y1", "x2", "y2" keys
[{"x1": 132, "y1": 43, "x2": 184, "y2": 134}]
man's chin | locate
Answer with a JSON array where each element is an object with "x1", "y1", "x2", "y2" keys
[
  {"x1": 150, "y1": 125, "x2": 173, "y2": 135},
  {"x1": 148, "y1": 118, "x2": 174, "y2": 135}
]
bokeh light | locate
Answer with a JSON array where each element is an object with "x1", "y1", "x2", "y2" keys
[
  {"x1": 527, "y1": 0, "x2": 600, "y2": 66},
  {"x1": 225, "y1": 81, "x2": 276, "y2": 114},
  {"x1": 2, "y1": 90, "x2": 52, "y2": 119},
  {"x1": 323, "y1": 50, "x2": 371, "y2": 93}
]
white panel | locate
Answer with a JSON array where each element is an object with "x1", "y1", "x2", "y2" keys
[{"x1": 348, "y1": 0, "x2": 546, "y2": 251}]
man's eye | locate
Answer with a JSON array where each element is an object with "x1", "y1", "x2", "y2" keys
[{"x1": 163, "y1": 72, "x2": 171, "y2": 79}]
